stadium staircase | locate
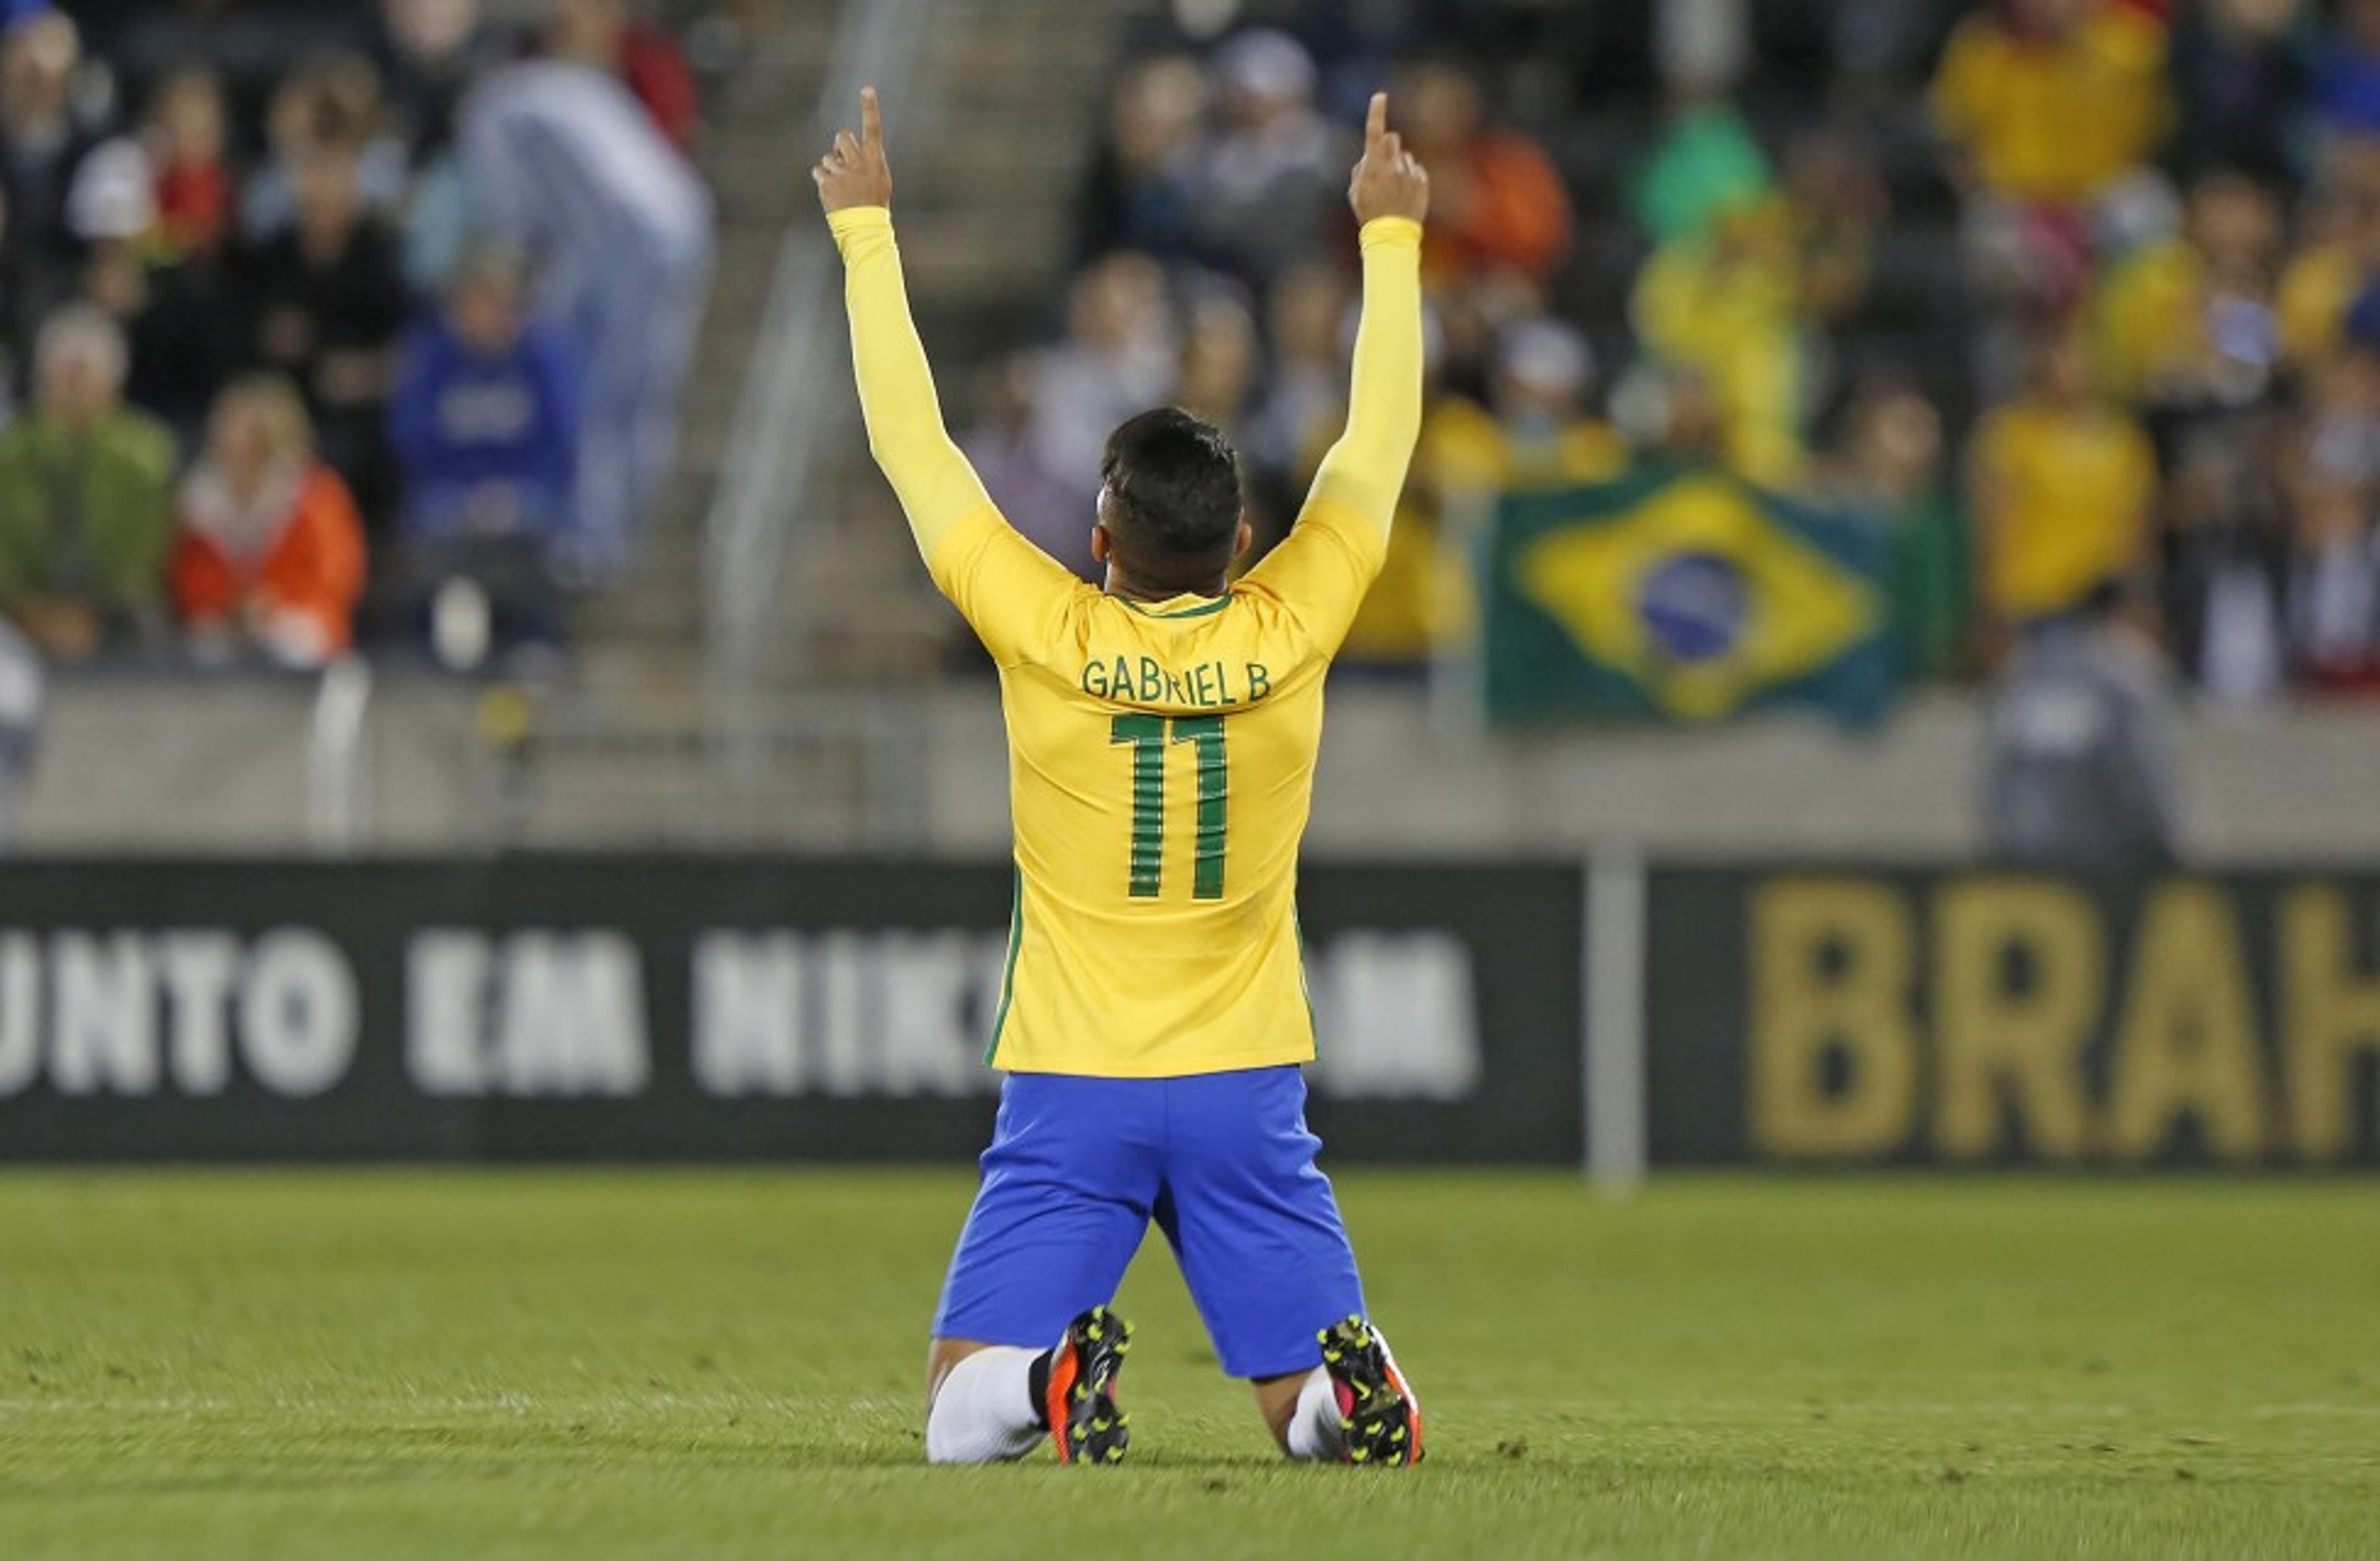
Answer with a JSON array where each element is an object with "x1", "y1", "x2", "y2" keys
[
  {"x1": 562, "y1": 0, "x2": 835, "y2": 695},
  {"x1": 747, "y1": 0, "x2": 1135, "y2": 690},
  {"x1": 480, "y1": 0, "x2": 1128, "y2": 845}
]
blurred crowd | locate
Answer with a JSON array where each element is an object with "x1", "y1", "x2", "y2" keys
[
  {"x1": 982, "y1": 0, "x2": 2380, "y2": 703},
  {"x1": 0, "y1": 0, "x2": 718, "y2": 675}
]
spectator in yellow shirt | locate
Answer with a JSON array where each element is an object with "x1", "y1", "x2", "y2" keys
[
  {"x1": 2091, "y1": 169, "x2": 2284, "y2": 406},
  {"x1": 1969, "y1": 326, "x2": 2159, "y2": 636},
  {"x1": 1631, "y1": 197, "x2": 1808, "y2": 489},
  {"x1": 1429, "y1": 320, "x2": 1629, "y2": 496},
  {"x1": 1931, "y1": 0, "x2": 2172, "y2": 209},
  {"x1": 2276, "y1": 147, "x2": 2380, "y2": 367},
  {"x1": 1335, "y1": 318, "x2": 1626, "y2": 666}
]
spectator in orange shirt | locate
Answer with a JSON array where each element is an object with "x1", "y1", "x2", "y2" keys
[
  {"x1": 172, "y1": 375, "x2": 367, "y2": 669},
  {"x1": 1395, "y1": 55, "x2": 1573, "y2": 292},
  {"x1": 545, "y1": 0, "x2": 701, "y2": 155}
]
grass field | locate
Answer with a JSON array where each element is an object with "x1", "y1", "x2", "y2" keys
[{"x1": 1, "y1": 1171, "x2": 2375, "y2": 1560}]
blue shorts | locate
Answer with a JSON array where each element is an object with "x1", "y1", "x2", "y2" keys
[{"x1": 932, "y1": 1066, "x2": 1365, "y2": 1380}]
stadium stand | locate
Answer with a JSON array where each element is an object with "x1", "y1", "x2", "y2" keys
[
  {"x1": 0, "y1": 0, "x2": 734, "y2": 672},
  {"x1": 945, "y1": 0, "x2": 2370, "y2": 703},
  {"x1": 15, "y1": 0, "x2": 2380, "y2": 856}
]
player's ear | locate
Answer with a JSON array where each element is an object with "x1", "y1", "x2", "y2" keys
[
  {"x1": 1091, "y1": 524, "x2": 1114, "y2": 565},
  {"x1": 1234, "y1": 517, "x2": 1254, "y2": 560}
]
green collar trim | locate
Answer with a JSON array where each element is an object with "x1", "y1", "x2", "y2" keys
[{"x1": 1115, "y1": 593, "x2": 1233, "y2": 620}]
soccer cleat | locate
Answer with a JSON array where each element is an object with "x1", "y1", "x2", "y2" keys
[
  {"x1": 1045, "y1": 1306, "x2": 1133, "y2": 1466},
  {"x1": 1318, "y1": 1315, "x2": 1422, "y2": 1467}
]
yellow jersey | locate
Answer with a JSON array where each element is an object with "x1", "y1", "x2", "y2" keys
[
  {"x1": 2277, "y1": 241, "x2": 2360, "y2": 366},
  {"x1": 1972, "y1": 398, "x2": 2156, "y2": 623},
  {"x1": 2089, "y1": 236, "x2": 2203, "y2": 405},
  {"x1": 1928, "y1": 8, "x2": 2170, "y2": 208},
  {"x1": 829, "y1": 206, "x2": 1424, "y2": 1078}
]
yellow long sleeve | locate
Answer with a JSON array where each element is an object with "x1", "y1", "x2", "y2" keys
[
  {"x1": 827, "y1": 205, "x2": 995, "y2": 564},
  {"x1": 1307, "y1": 216, "x2": 1426, "y2": 535}
]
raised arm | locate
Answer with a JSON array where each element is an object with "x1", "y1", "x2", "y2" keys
[
  {"x1": 815, "y1": 88, "x2": 994, "y2": 564},
  {"x1": 1307, "y1": 92, "x2": 1430, "y2": 534}
]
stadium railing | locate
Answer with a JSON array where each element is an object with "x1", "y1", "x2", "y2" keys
[{"x1": 702, "y1": 0, "x2": 935, "y2": 700}]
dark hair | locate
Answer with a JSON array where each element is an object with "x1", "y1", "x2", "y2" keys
[
  {"x1": 1098, "y1": 407, "x2": 1243, "y2": 593},
  {"x1": 2078, "y1": 575, "x2": 2136, "y2": 623}
]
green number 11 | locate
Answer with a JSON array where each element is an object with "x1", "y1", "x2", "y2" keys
[{"x1": 1110, "y1": 714, "x2": 1227, "y2": 901}]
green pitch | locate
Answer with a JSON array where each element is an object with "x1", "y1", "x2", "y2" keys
[{"x1": 1, "y1": 1172, "x2": 2375, "y2": 1560}]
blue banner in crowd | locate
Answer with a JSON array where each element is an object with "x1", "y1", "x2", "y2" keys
[{"x1": 1483, "y1": 466, "x2": 1897, "y2": 728}]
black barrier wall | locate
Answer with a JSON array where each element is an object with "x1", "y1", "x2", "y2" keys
[
  {"x1": 1647, "y1": 868, "x2": 2380, "y2": 1167},
  {"x1": 0, "y1": 859, "x2": 1584, "y2": 1163},
  {"x1": 5, "y1": 859, "x2": 2375, "y2": 1166}
]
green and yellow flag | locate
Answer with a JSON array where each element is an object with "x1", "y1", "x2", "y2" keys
[{"x1": 1484, "y1": 465, "x2": 1896, "y2": 726}]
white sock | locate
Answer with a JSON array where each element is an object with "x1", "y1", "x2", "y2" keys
[
  {"x1": 1284, "y1": 1326, "x2": 1421, "y2": 1462},
  {"x1": 1283, "y1": 1365, "x2": 1344, "y2": 1461},
  {"x1": 925, "y1": 1346, "x2": 1046, "y2": 1465}
]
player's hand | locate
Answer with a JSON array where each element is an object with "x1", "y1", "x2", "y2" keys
[
  {"x1": 1348, "y1": 91, "x2": 1429, "y2": 226},
  {"x1": 814, "y1": 86, "x2": 893, "y2": 214}
]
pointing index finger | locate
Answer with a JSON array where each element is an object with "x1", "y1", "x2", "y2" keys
[
  {"x1": 1365, "y1": 91, "x2": 1387, "y2": 148},
  {"x1": 862, "y1": 86, "x2": 883, "y2": 149}
]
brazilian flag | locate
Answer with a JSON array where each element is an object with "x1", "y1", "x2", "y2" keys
[{"x1": 1484, "y1": 464, "x2": 1896, "y2": 727}]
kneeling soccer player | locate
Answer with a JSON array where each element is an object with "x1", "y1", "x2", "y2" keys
[{"x1": 814, "y1": 85, "x2": 1430, "y2": 1467}]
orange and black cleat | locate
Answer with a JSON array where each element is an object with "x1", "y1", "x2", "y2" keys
[
  {"x1": 1318, "y1": 1315, "x2": 1422, "y2": 1466},
  {"x1": 1046, "y1": 1306, "x2": 1132, "y2": 1466}
]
